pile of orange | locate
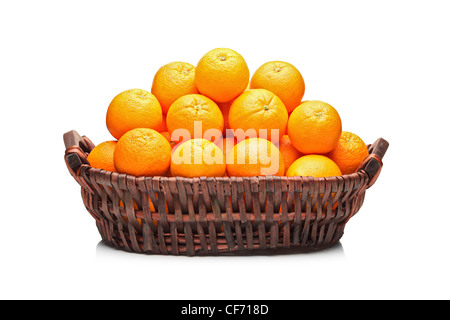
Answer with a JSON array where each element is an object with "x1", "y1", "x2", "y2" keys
[{"x1": 87, "y1": 48, "x2": 369, "y2": 179}]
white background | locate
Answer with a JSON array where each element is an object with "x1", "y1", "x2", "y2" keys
[{"x1": 1, "y1": 0, "x2": 449, "y2": 300}]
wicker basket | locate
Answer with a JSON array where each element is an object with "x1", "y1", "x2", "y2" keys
[{"x1": 64, "y1": 130, "x2": 388, "y2": 256}]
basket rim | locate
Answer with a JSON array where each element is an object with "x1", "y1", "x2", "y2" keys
[
  {"x1": 65, "y1": 131, "x2": 387, "y2": 192},
  {"x1": 77, "y1": 165, "x2": 372, "y2": 201},
  {"x1": 80, "y1": 165, "x2": 370, "y2": 185}
]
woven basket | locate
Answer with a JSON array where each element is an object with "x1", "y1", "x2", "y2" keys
[{"x1": 64, "y1": 130, "x2": 388, "y2": 256}]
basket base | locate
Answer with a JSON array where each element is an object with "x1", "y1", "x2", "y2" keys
[
  {"x1": 96, "y1": 230, "x2": 344, "y2": 256},
  {"x1": 97, "y1": 238, "x2": 344, "y2": 257}
]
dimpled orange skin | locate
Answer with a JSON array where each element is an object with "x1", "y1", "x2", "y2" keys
[
  {"x1": 166, "y1": 94, "x2": 223, "y2": 141},
  {"x1": 106, "y1": 89, "x2": 163, "y2": 140},
  {"x1": 170, "y1": 139, "x2": 226, "y2": 178},
  {"x1": 151, "y1": 62, "x2": 199, "y2": 114},
  {"x1": 87, "y1": 140, "x2": 117, "y2": 172},
  {"x1": 286, "y1": 155, "x2": 342, "y2": 177},
  {"x1": 278, "y1": 135, "x2": 303, "y2": 175},
  {"x1": 195, "y1": 48, "x2": 249, "y2": 103},
  {"x1": 114, "y1": 128, "x2": 171, "y2": 177},
  {"x1": 288, "y1": 100, "x2": 342, "y2": 154},
  {"x1": 228, "y1": 89, "x2": 288, "y2": 142},
  {"x1": 226, "y1": 138, "x2": 284, "y2": 177},
  {"x1": 326, "y1": 131, "x2": 369, "y2": 175},
  {"x1": 250, "y1": 61, "x2": 305, "y2": 113}
]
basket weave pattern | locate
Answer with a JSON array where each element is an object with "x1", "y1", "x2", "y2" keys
[{"x1": 64, "y1": 131, "x2": 388, "y2": 256}]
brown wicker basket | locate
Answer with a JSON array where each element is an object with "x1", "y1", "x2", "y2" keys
[{"x1": 64, "y1": 130, "x2": 388, "y2": 256}]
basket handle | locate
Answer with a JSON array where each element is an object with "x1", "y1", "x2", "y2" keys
[
  {"x1": 63, "y1": 130, "x2": 95, "y2": 152},
  {"x1": 358, "y1": 137, "x2": 389, "y2": 188},
  {"x1": 63, "y1": 130, "x2": 95, "y2": 176}
]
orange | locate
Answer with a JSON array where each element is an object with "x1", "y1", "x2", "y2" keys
[
  {"x1": 160, "y1": 131, "x2": 177, "y2": 150},
  {"x1": 286, "y1": 155, "x2": 342, "y2": 177},
  {"x1": 326, "y1": 131, "x2": 369, "y2": 175},
  {"x1": 228, "y1": 89, "x2": 288, "y2": 142},
  {"x1": 195, "y1": 48, "x2": 249, "y2": 103},
  {"x1": 278, "y1": 135, "x2": 303, "y2": 174},
  {"x1": 170, "y1": 138, "x2": 226, "y2": 177},
  {"x1": 114, "y1": 128, "x2": 171, "y2": 176},
  {"x1": 250, "y1": 61, "x2": 305, "y2": 113},
  {"x1": 151, "y1": 61, "x2": 199, "y2": 113},
  {"x1": 160, "y1": 131, "x2": 171, "y2": 143},
  {"x1": 157, "y1": 113, "x2": 168, "y2": 132},
  {"x1": 226, "y1": 138, "x2": 284, "y2": 177},
  {"x1": 215, "y1": 135, "x2": 237, "y2": 159},
  {"x1": 288, "y1": 100, "x2": 342, "y2": 154},
  {"x1": 217, "y1": 100, "x2": 233, "y2": 136},
  {"x1": 166, "y1": 94, "x2": 223, "y2": 142},
  {"x1": 86, "y1": 140, "x2": 117, "y2": 172},
  {"x1": 287, "y1": 155, "x2": 341, "y2": 212},
  {"x1": 106, "y1": 89, "x2": 163, "y2": 140}
]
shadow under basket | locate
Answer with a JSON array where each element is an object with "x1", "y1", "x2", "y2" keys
[{"x1": 64, "y1": 130, "x2": 389, "y2": 256}]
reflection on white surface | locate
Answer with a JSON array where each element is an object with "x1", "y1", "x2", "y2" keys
[
  {"x1": 95, "y1": 240, "x2": 346, "y2": 260},
  {"x1": 95, "y1": 239, "x2": 346, "y2": 300}
]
